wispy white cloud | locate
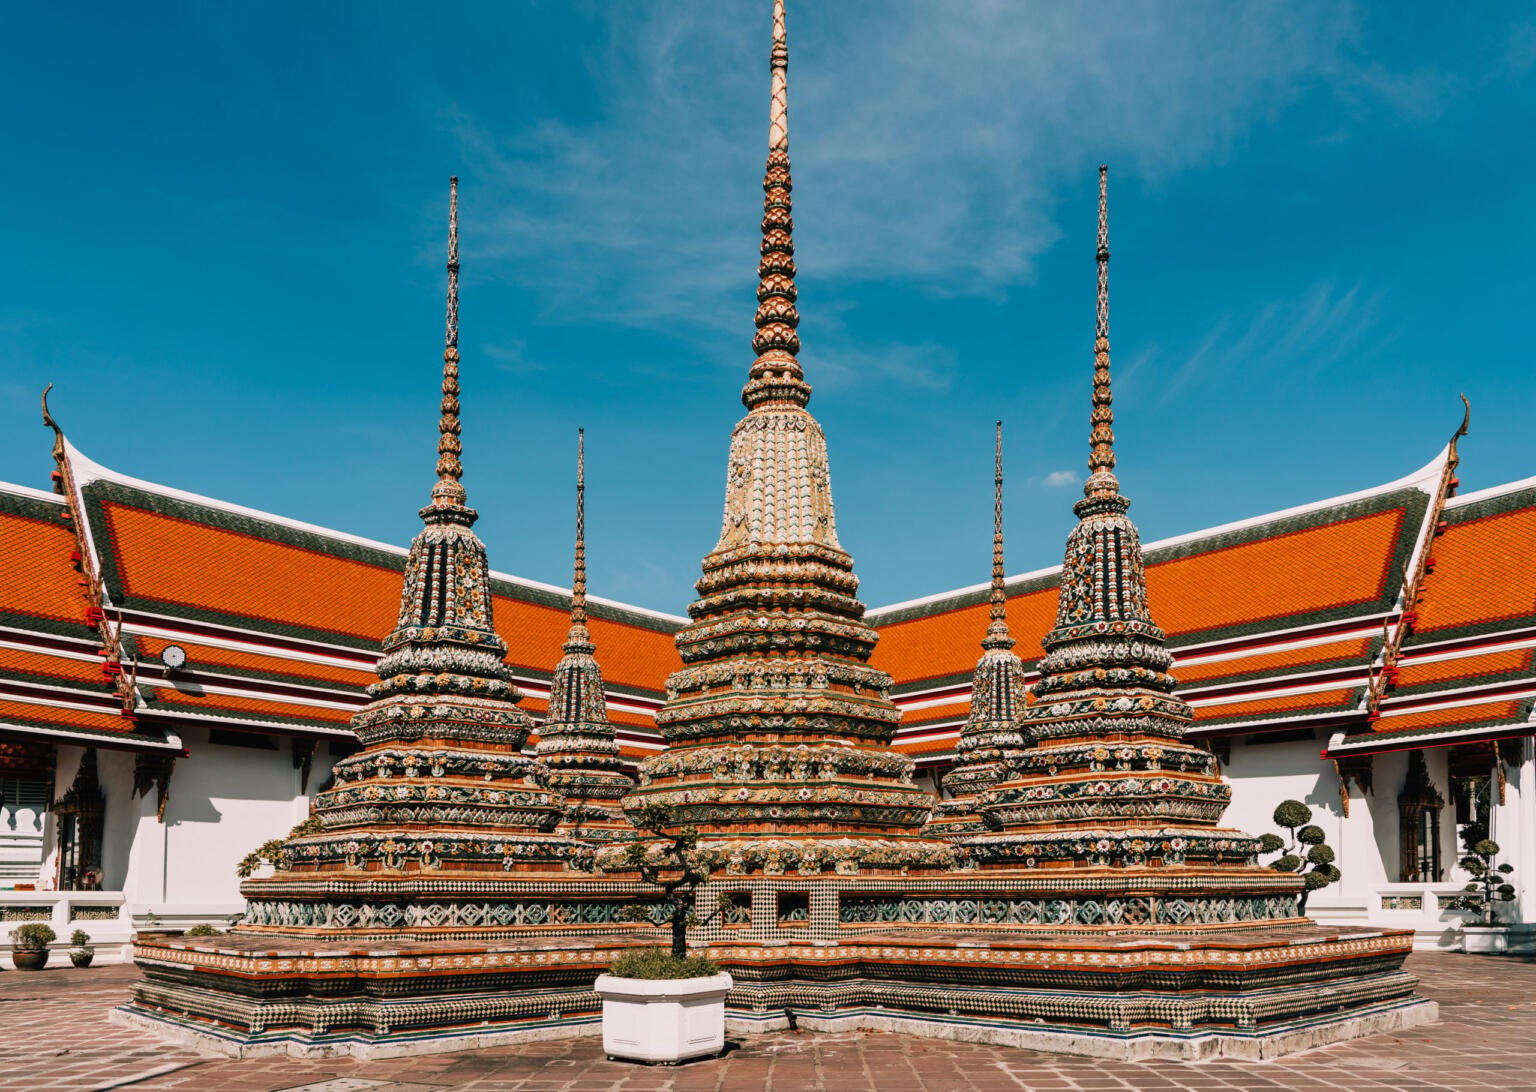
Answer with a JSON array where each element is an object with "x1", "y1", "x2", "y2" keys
[
  {"x1": 814, "y1": 342, "x2": 958, "y2": 393},
  {"x1": 1043, "y1": 469, "x2": 1081, "y2": 488},
  {"x1": 1159, "y1": 280, "x2": 1385, "y2": 404},
  {"x1": 432, "y1": 3, "x2": 1448, "y2": 378}
]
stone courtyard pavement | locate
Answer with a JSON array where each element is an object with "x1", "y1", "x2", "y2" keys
[{"x1": 0, "y1": 952, "x2": 1532, "y2": 1092}]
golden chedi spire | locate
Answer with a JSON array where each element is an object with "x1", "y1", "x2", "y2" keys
[
  {"x1": 616, "y1": 0, "x2": 950, "y2": 877},
  {"x1": 926, "y1": 423, "x2": 1031, "y2": 839},
  {"x1": 537, "y1": 430, "x2": 635, "y2": 838}
]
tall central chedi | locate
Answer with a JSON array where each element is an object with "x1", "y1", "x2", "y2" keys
[{"x1": 621, "y1": 0, "x2": 951, "y2": 875}]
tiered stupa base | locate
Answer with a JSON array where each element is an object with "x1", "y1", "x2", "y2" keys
[
  {"x1": 711, "y1": 923, "x2": 1431, "y2": 1061},
  {"x1": 119, "y1": 867, "x2": 1433, "y2": 1060},
  {"x1": 115, "y1": 931, "x2": 641, "y2": 1060}
]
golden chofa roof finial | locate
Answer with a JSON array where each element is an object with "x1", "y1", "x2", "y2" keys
[
  {"x1": 743, "y1": 0, "x2": 812, "y2": 411},
  {"x1": 1083, "y1": 163, "x2": 1120, "y2": 504},
  {"x1": 429, "y1": 176, "x2": 468, "y2": 513}
]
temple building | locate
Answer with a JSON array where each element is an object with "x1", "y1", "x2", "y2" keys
[{"x1": 0, "y1": 0, "x2": 1529, "y2": 1061}]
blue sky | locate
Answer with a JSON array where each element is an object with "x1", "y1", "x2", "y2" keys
[{"x1": 2, "y1": 2, "x2": 1533, "y2": 615}]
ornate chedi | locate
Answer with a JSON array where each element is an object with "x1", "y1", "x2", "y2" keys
[
  {"x1": 925, "y1": 422, "x2": 1032, "y2": 838},
  {"x1": 118, "y1": 181, "x2": 655, "y2": 1059},
  {"x1": 535, "y1": 430, "x2": 635, "y2": 839},
  {"x1": 244, "y1": 176, "x2": 586, "y2": 895},
  {"x1": 613, "y1": 0, "x2": 951, "y2": 878},
  {"x1": 967, "y1": 168, "x2": 1253, "y2": 871}
]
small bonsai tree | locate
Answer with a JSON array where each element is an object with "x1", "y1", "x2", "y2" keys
[
  {"x1": 69, "y1": 929, "x2": 91, "y2": 948},
  {"x1": 11, "y1": 922, "x2": 56, "y2": 951},
  {"x1": 1444, "y1": 838, "x2": 1516, "y2": 925},
  {"x1": 1257, "y1": 799, "x2": 1340, "y2": 914},
  {"x1": 617, "y1": 802, "x2": 733, "y2": 966}
]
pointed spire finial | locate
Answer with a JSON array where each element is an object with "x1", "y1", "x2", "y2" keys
[
  {"x1": 743, "y1": 0, "x2": 811, "y2": 410},
  {"x1": 430, "y1": 176, "x2": 467, "y2": 510},
  {"x1": 984, "y1": 420, "x2": 1014, "y2": 650},
  {"x1": 572, "y1": 428, "x2": 587, "y2": 625},
  {"x1": 1084, "y1": 164, "x2": 1120, "y2": 504},
  {"x1": 563, "y1": 428, "x2": 594, "y2": 654},
  {"x1": 770, "y1": 0, "x2": 788, "y2": 152}
]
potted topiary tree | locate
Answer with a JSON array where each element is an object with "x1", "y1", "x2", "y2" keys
[
  {"x1": 594, "y1": 803, "x2": 734, "y2": 1064},
  {"x1": 1444, "y1": 838, "x2": 1517, "y2": 954},
  {"x1": 10, "y1": 923, "x2": 56, "y2": 971},
  {"x1": 68, "y1": 928, "x2": 94, "y2": 968},
  {"x1": 1258, "y1": 800, "x2": 1341, "y2": 914}
]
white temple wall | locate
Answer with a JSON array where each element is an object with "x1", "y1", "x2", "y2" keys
[
  {"x1": 153, "y1": 724, "x2": 312, "y2": 917},
  {"x1": 1219, "y1": 735, "x2": 1375, "y2": 913}
]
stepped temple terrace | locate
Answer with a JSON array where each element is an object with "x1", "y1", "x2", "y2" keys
[{"x1": 3, "y1": 0, "x2": 1533, "y2": 1075}]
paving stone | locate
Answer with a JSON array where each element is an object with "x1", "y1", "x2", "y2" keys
[{"x1": 1, "y1": 952, "x2": 1533, "y2": 1091}]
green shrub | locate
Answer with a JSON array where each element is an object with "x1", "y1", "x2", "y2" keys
[
  {"x1": 1444, "y1": 837, "x2": 1517, "y2": 926},
  {"x1": 11, "y1": 923, "x2": 56, "y2": 950},
  {"x1": 1260, "y1": 799, "x2": 1340, "y2": 914},
  {"x1": 69, "y1": 929, "x2": 90, "y2": 947},
  {"x1": 607, "y1": 947, "x2": 720, "y2": 980},
  {"x1": 1273, "y1": 800, "x2": 1311, "y2": 829},
  {"x1": 185, "y1": 924, "x2": 221, "y2": 937}
]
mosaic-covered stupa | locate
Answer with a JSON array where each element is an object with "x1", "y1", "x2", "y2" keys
[
  {"x1": 615, "y1": 0, "x2": 952, "y2": 878},
  {"x1": 536, "y1": 430, "x2": 636, "y2": 839},
  {"x1": 117, "y1": 181, "x2": 657, "y2": 1058},
  {"x1": 924, "y1": 422, "x2": 1031, "y2": 838}
]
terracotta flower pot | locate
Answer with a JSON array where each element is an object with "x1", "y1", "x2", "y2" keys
[
  {"x1": 69, "y1": 948, "x2": 94, "y2": 968},
  {"x1": 11, "y1": 949, "x2": 49, "y2": 971}
]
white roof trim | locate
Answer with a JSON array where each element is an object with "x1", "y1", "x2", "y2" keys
[
  {"x1": 867, "y1": 448, "x2": 1450, "y2": 621},
  {"x1": 1445, "y1": 470, "x2": 1536, "y2": 509},
  {"x1": 62, "y1": 441, "x2": 688, "y2": 625},
  {"x1": 0, "y1": 480, "x2": 66, "y2": 505}
]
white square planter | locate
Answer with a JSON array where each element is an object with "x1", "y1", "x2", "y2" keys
[
  {"x1": 1463, "y1": 924, "x2": 1510, "y2": 955},
  {"x1": 594, "y1": 972, "x2": 733, "y2": 1064}
]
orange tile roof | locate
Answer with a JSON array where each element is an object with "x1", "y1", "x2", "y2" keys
[
  {"x1": 871, "y1": 509, "x2": 1405, "y2": 689},
  {"x1": 1395, "y1": 648, "x2": 1533, "y2": 691},
  {"x1": 0, "y1": 698, "x2": 129, "y2": 734},
  {"x1": 897, "y1": 701, "x2": 973, "y2": 729},
  {"x1": 0, "y1": 647, "x2": 108, "y2": 687},
  {"x1": 1173, "y1": 638, "x2": 1374, "y2": 686},
  {"x1": 1414, "y1": 507, "x2": 1536, "y2": 634},
  {"x1": 892, "y1": 734, "x2": 959, "y2": 756},
  {"x1": 102, "y1": 502, "x2": 403, "y2": 642},
  {"x1": 872, "y1": 586, "x2": 1057, "y2": 686},
  {"x1": 97, "y1": 501, "x2": 680, "y2": 696},
  {"x1": 1372, "y1": 700, "x2": 1525, "y2": 737},
  {"x1": 492, "y1": 597, "x2": 678, "y2": 696},
  {"x1": 1191, "y1": 687, "x2": 1359, "y2": 724},
  {"x1": 134, "y1": 635, "x2": 375, "y2": 690},
  {"x1": 1145, "y1": 509, "x2": 1403, "y2": 637},
  {"x1": 0, "y1": 509, "x2": 87, "y2": 626},
  {"x1": 151, "y1": 686, "x2": 357, "y2": 727}
]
